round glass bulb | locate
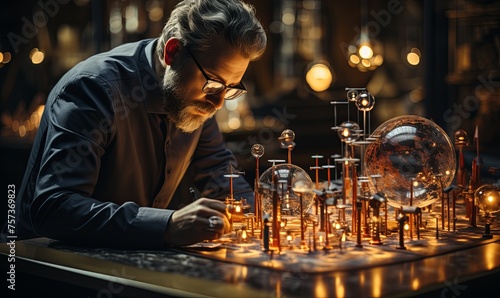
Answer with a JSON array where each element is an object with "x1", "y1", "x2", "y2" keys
[
  {"x1": 251, "y1": 143, "x2": 265, "y2": 159},
  {"x1": 365, "y1": 115, "x2": 456, "y2": 208},
  {"x1": 475, "y1": 185, "x2": 500, "y2": 214},
  {"x1": 337, "y1": 121, "x2": 360, "y2": 143}
]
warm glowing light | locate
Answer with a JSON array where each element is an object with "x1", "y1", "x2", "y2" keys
[
  {"x1": 30, "y1": 48, "x2": 44, "y2": 64},
  {"x1": 346, "y1": 26, "x2": 382, "y2": 72},
  {"x1": 12, "y1": 120, "x2": 19, "y2": 132},
  {"x1": 148, "y1": 2, "x2": 163, "y2": 22},
  {"x1": 228, "y1": 116, "x2": 241, "y2": 130},
  {"x1": 350, "y1": 54, "x2": 360, "y2": 64},
  {"x1": 241, "y1": 229, "x2": 247, "y2": 239},
  {"x1": 411, "y1": 278, "x2": 420, "y2": 290},
  {"x1": 2, "y1": 52, "x2": 12, "y2": 63},
  {"x1": 243, "y1": 115, "x2": 255, "y2": 130},
  {"x1": 485, "y1": 242, "x2": 498, "y2": 270},
  {"x1": 335, "y1": 276, "x2": 345, "y2": 298},
  {"x1": 306, "y1": 63, "x2": 333, "y2": 92},
  {"x1": 282, "y1": 9, "x2": 295, "y2": 25},
  {"x1": 18, "y1": 125, "x2": 27, "y2": 137},
  {"x1": 475, "y1": 185, "x2": 500, "y2": 214},
  {"x1": 373, "y1": 55, "x2": 383, "y2": 66},
  {"x1": 404, "y1": 223, "x2": 410, "y2": 231},
  {"x1": 225, "y1": 100, "x2": 238, "y2": 111},
  {"x1": 372, "y1": 269, "x2": 383, "y2": 297},
  {"x1": 314, "y1": 279, "x2": 328, "y2": 298},
  {"x1": 235, "y1": 205, "x2": 241, "y2": 213},
  {"x1": 359, "y1": 45, "x2": 373, "y2": 59},
  {"x1": 361, "y1": 59, "x2": 371, "y2": 67},
  {"x1": 407, "y1": 52, "x2": 420, "y2": 65},
  {"x1": 109, "y1": 7, "x2": 123, "y2": 34},
  {"x1": 125, "y1": 4, "x2": 139, "y2": 33}
]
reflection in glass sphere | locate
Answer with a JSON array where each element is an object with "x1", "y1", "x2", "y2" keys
[
  {"x1": 258, "y1": 164, "x2": 315, "y2": 219},
  {"x1": 365, "y1": 115, "x2": 456, "y2": 208},
  {"x1": 475, "y1": 185, "x2": 500, "y2": 214},
  {"x1": 251, "y1": 143, "x2": 264, "y2": 159}
]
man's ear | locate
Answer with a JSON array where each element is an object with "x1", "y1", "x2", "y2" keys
[{"x1": 163, "y1": 38, "x2": 182, "y2": 66}]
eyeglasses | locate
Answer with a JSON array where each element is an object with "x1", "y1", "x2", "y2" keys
[{"x1": 186, "y1": 47, "x2": 247, "y2": 100}]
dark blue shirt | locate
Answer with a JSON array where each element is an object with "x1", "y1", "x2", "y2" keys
[{"x1": 12, "y1": 39, "x2": 253, "y2": 249}]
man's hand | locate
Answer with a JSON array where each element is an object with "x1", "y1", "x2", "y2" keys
[{"x1": 164, "y1": 198, "x2": 231, "y2": 246}]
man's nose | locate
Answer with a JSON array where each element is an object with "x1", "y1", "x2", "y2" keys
[{"x1": 206, "y1": 91, "x2": 225, "y2": 110}]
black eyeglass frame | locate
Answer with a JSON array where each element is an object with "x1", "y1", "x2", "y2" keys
[{"x1": 185, "y1": 47, "x2": 247, "y2": 100}]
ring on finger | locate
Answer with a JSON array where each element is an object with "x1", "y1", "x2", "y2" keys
[{"x1": 208, "y1": 216, "x2": 219, "y2": 229}]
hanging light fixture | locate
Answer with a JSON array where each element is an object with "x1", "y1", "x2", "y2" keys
[
  {"x1": 346, "y1": 0, "x2": 383, "y2": 72},
  {"x1": 306, "y1": 60, "x2": 335, "y2": 92},
  {"x1": 302, "y1": 0, "x2": 336, "y2": 93}
]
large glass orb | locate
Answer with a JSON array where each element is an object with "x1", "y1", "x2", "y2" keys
[
  {"x1": 258, "y1": 164, "x2": 315, "y2": 219},
  {"x1": 365, "y1": 115, "x2": 456, "y2": 208},
  {"x1": 475, "y1": 185, "x2": 500, "y2": 215}
]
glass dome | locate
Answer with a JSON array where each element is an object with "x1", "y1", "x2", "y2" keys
[
  {"x1": 258, "y1": 164, "x2": 315, "y2": 219},
  {"x1": 365, "y1": 115, "x2": 456, "y2": 208}
]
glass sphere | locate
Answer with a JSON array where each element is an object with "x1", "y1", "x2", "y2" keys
[
  {"x1": 337, "y1": 121, "x2": 360, "y2": 143},
  {"x1": 251, "y1": 143, "x2": 264, "y2": 159},
  {"x1": 475, "y1": 185, "x2": 500, "y2": 214},
  {"x1": 454, "y1": 129, "x2": 469, "y2": 146},
  {"x1": 365, "y1": 115, "x2": 456, "y2": 208},
  {"x1": 258, "y1": 164, "x2": 315, "y2": 219},
  {"x1": 355, "y1": 91, "x2": 375, "y2": 111},
  {"x1": 347, "y1": 89, "x2": 358, "y2": 101},
  {"x1": 279, "y1": 129, "x2": 296, "y2": 149},
  {"x1": 280, "y1": 129, "x2": 295, "y2": 141}
]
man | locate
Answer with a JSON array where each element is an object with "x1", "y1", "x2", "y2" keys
[{"x1": 9, "y1": 0, "x2": 267, "y2": 249}]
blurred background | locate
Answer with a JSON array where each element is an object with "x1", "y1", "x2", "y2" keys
[{"x1": 1, "y1": 0, "x2": 500, "y2": 189}]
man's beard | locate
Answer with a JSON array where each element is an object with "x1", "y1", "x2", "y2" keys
[{"x1": 160, "y1": 70, "x2": 217, "y2": 133}]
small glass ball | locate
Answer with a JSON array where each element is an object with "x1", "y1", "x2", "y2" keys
[
  {"x1": 279, "y1": 129, "x2": 296, "y2": 149},
  {"x1": 454, "y1": 129, "x2": 469, "y2": 146},
  {"x1": 337, "y1": 121, "x2": 360, "y2": 143},
  {"x1": 355, "y1": 91, "x2": 375, "y2": 111},
  {"x1": 280, "y1": 129, "x2": 295, "y2": 141},
  {"x1": 347, "y1": 89, "x2": 358, "y2": 102},
  {"x1": 475, "y1": 185, "x2": 500, "y2": 214},
  {"x1": 251, "y1": 143, "x2": 265, "y2": 159}
]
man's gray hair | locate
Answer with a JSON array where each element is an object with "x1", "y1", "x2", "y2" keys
[{"x1": 156, "y1": 0, "x2": 267, "y2": 62}]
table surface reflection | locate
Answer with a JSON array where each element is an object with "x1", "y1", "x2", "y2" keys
[{"x1": 1, "y1": 227, "x2": 499, "y2": 298}]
